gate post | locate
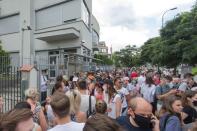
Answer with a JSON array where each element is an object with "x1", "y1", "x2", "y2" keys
[{"x1": 20, "y1": 65, "x2": 38, "y2": 100}]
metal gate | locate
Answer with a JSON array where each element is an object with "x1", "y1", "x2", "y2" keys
[{"x1": 0, "y1": 56, "x2": 22, "y2": 112}]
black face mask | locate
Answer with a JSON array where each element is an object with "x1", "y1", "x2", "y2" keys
[
  {"x1": 133, "y1": 113, "x2": 152, "y2": 129},
  {"x1": 193, "y1": 101, "x2": 197, "y2": 106}
]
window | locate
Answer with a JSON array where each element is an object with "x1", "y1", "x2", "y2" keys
[
  {"x1": 81, "y1": 1, "x2": 90, "y2": 27},
  {"x1": 102, "y1": 49, "x2": 107, "y2": 53},
  {"x1": 64, "y1": 55, "x2": 68, "y2": 69},
  {"x1": 64, "y1": 49, "x2": 77, "y2": 54},
  {"x1": 62, "y1": 0, "x2": 80, "y2": 22},
  {"x1": 83, "y1": 48, "x2": 86, "y2": 55},
  {"x1": 36, "y1": 6, "x2": 62, "y2": 29},
  {"x1": 87, "y1": 50, "x2": 90, "y2": 56},
  {"x1": 36, "y1": 1, "x2": 80, "y2": 30},
  {"x1": 49, "y1": 51, "x2": 59, "y2": 55},
  {"x1": 0, "y1": 14, "x2": 19, "y2": 35},
  {"x1": 83, "y1": 57, "x2": 86, "y2": 62}
]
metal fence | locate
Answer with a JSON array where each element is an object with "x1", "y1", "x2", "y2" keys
[
  {"x1": 0, "y1": 54, "x2": 110, "y2": 112},
  {"x1": 0, "y1": 56, "x2": 22, "y2": 112}
]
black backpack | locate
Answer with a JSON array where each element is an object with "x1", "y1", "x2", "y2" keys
[{"x1": 161, "y1": 114, "x2": 171, "y2": 131}]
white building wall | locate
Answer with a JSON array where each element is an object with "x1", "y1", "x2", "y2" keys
[
  {"x1": 0, "y1": 0, "x2": 20, "y2": 15},
  {"x1": 35, "y1": 37, "x2": 80, "y2": 51},
  {"x1": 92, "y1": 16, "x2": 100, "y2": 35},
  {"x1": 0, "y1": 33, "x2": 20, "y2": 52},
  {"x1": 35, "y1": 0, "x2": 81, "y2": 30},
  {"x1": 0, "y1": 0, "x2": 97, "y2": 74},
  {"x1": 34, "y1": 0, "x2": 69, "y2": 10}
]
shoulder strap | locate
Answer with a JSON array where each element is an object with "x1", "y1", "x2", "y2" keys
[
  {"x1": 163, "y1": 114, "x2": 171, "y2": 131},
  {"x1": 89, "y1": 95, "x2": 92, "y2": 114}
]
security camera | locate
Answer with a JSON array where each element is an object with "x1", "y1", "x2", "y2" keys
[{"x1": 27, "y1": 26, "x2": 32, "y2": 30}]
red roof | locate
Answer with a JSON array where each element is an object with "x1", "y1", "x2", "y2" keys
[{"x1": 20, "y1": 65, "x2": 35, "y2": 72}]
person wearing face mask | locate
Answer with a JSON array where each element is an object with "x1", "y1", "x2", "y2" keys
[
  {"x1": 165, "y1": 76, "x2": 173, "y2": 89},
  {"x1": 181, "y1": 91, "x2": 197, "y2": 125},
  {"x1": 155, "y1": 76, "x2": 177, "y2": 111},
  {"x1": 172, "y1": 77, "x2": 181, "y2": 89},
  {"x1": 191, "y1": 91, "x2": 197, "y2": 111},
  {"x1": 116, "y1": 97, "x2": 160, "y2": 131},
  {"x1": 159, "y1": 95, "x2": 183, "y2": 131},
  {"x1": 178, "y1": 73, "x2": 193, "y2": 92},
  {"x1": 123, "y1": 77, "x2": 135, "y2": 95},
  {"x1": 114, "y1": 77, "x2": 130, "y2": 115}
]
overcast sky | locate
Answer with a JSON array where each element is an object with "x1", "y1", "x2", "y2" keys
[{"x1": 92, "y1": 0, "x2": 196, "y2": 52}]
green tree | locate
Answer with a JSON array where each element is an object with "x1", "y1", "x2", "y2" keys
[
  {"x1": 140, "y1": 2, "x2": 197, "y2": 67},
  {"x1": 93, "y1": 54, "x2": 113, "y2": 65},
  {"x1": 112, "y1": 45, "x2": 141, "y2": 67},
  {"x1": 112, "y1": 51, "x2": 122, "y2": 67},
  {"x1": 140, "y1": 37, "x2": 162, "y2": 65},
  {"x1": 0, "y1": 41, "x2": 9, "y2": 73},
  {"x1": 0, "y1": 41, "x2": 7, "y2": 56}
]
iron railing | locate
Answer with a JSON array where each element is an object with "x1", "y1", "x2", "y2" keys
[{"x1": 0, "y1": 64, "x2": 22, "y2": 112}]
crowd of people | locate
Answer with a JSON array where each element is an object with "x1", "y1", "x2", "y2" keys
[{"x1": 0, "y1": 67, "x2": 197, "y2": 131}]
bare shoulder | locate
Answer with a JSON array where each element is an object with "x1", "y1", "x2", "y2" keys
[
  {"x1": 76, "y1": 111, "x2": 87, "y2": 123},
  {"x1": 78, "y1": 111, "x2": 86, "y2": 117}
]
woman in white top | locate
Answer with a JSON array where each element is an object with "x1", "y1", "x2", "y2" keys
[
  {"x1": 105, "y1": 80, "x2": 122, "y2": 119},
  {"x1": 66, "y1": 90, "x2": 86, "y2": 123},
  {"x1": 140, "y1": 76, "x2": 156, "y2": 113}
]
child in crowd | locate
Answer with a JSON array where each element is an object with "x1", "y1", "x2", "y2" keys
[{"x1": 95, "y1": 86, "x2": 104, "y2": 100}]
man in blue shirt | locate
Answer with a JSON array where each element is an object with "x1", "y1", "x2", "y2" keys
[
  {"x1": 155, "y1": 77, "x2": 178, "y2": 111},
  {"x1": 117, "y1": 97, "x2": 160, "y2": 131}
]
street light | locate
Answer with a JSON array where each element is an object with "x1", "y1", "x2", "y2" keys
[
  {"x1": 162, "y1": 7, "x2": 177, "y2": 28},
  {"x1": 159, "y1": 7, "x2": 177, "y2": 72}
]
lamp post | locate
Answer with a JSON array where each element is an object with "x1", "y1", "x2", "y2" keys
[
  {"x1": 162, "y1": 7, "x2": 177, "y2": 28},
  {"x1": 159, "y1": 7, "x2": 177, "y2": 72}
]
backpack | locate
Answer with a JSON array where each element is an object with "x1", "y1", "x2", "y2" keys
[
  {"x1": 161, "y1": 114, "x2": 171, "y2": 131},
  {"x1": 162, "y1": 114, "x2": 181, "y2": 131}
]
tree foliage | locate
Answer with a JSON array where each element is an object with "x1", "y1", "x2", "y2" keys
[
  {"x1": 140, "y1": 2, "x2": 197, "y2": 67},
  {"x1": 112, "y1": 45, "x2": 141, "y2": 67},
  {"x1": 0, "y1": 41, "x2": 7, "y2": 56},
  {"x1": 0, "y1": 41, "x2": 9, "y2": 73},
  {"x1": 93, "y1": 54, "x2": 113, "y2": 65}
]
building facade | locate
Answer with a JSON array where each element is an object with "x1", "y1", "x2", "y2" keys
[
  {"x1": 95, "y1": 41, "x2": 108, "y2": 55},
  {"x1": 0, "y1": 0, "x2": 100, "y2": 77}
]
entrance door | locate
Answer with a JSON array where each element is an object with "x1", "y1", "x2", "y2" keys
[{"x1": 49, "y1": 55, "x2": 59, "y2": 78}]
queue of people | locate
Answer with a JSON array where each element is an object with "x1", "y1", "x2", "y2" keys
[{"x1": 0, "y1": 67, "x2": 197, "y2": 131}]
